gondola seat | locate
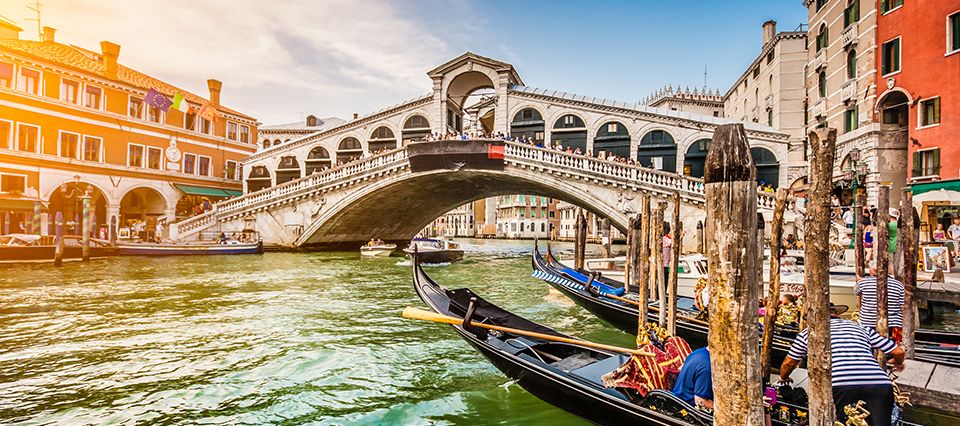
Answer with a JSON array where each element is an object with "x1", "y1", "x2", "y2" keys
[
  {"x1": 641, "y1": 390, "x2": 711, "y2": 426},
  {"x1": 569, "y1": 355, "x2": 630, "y2": 384}
]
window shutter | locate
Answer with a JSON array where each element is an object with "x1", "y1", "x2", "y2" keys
[
  {"x1": 882, "y1": 43, "x2": 890, "y2": 74},
  {"x1": 933, "y1": 149, "x2": 941, "y2": 175},
  {"x1": 894, "y1": 40, "x2": 900, "y2": 71},
  {"x1": 912, "y1": 152, "x2": 921, "y2": 176}
]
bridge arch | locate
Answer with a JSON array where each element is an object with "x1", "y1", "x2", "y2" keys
[
  {"x1": 368, "y1": 125, "x2": 398, "y2": 153},
  {"x1": 593, "y1": 121, "x2": 631, "y2": 159},
  {"x1": 305, "y1": 145, "x2": 332, "y2": 174},
  {"x1": 682, "y1": 138, "x2": 712, "y2": 178},
  {"x1": 637, "y1": 128, "x2": 678, "y2": 172},
  {"x1": 336, "y1": 136, "x2": 364, "y2": 164},
  {"x1": 401, "y1": 113, "x2": 431, "y2": 144},
  {"x1": 509, "y1": 106, "x2": 545, "y2": 143},
  {"x1": 751, "y1": 146, "x2": 780, "y2": 188},
  {"x1": 444, "y1": 70, "x2": 497, "y2": 133},
  {"x1": 246, "y1": 165, "x2": 272, "y2": 192},
  {"x1": 275, "y1": 156, "x2": 302, "y2": 185},
  {"x1": 550, "y1": 112, "x2": 588, "y2": 152}
]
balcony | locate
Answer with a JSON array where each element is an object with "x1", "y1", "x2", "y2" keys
[
  {"x1": 840, "y1": 80, "x2": 857, "y2": 102},
  {"x1": 812, "y1": 98, "x2": 827, "y2": 118},
  {"x1": 812, "y1": 50, "x2": 826, "y2": 71},
  {"x1": 841, "y1": 23, "x2": 858, "y2": 47},
  {"x1": 764, "y1": 94, "x2": 773, "y2": 109}
]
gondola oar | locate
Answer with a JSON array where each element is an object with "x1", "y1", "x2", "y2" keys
[{"x1": 402, "y1": 307, "x2": 656, "y2": 357}]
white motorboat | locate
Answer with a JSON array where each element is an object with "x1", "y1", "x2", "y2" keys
[
  {"x1": 403, "y1": 238, "x2": 464, "y2": 263},
  {"x1": 360, "y1": 241, "x2": 397, "y2": 257}
]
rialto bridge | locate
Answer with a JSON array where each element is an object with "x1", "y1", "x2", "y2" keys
[{"x1": 169, "y1": 53, "x2": 794, "y2": 248}]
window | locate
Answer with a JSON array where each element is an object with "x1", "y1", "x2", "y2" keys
[
  {"x1": 83, "y1": 136, "x2": 102, "y2": 162},
  {"x1": 882, "y1": 38, "x2": 901, "y2": 75},
  {"x1": 881, "y1": 0, "x2": 903, "y2": 14},
  {"x1": 817, "y1": 24, "x2": 829, "y2": 51},
  {"x1": 198, "y1": 156, "x2": 211, "y2": 176},
  {"x1": 199, "y1": 118, "x2": 211, "y2": 134},
  {"x1": 225, "y1": 160, "x2": 239, "y2": 180},
  {"x1": 913, "y1": 149, "x2": 940, "y2": 177},
  {"x1": 766, "y1": 50, "x2": 774, "y2": 64},
  {"x1": 61, "y1": 79, "x2": 80, "y2": 104},
  {"x1": 84, "y1": 85, "x2": 102, "y2": 109},
  {"x1": 844, "y1": 106, "x2": 859, "y2": 132},
  {"x1": 146, "y1": 146, "x2": 163, "y2": 170},
  {"x1": 184, "y1": 108, "x2": 197, "y2": 131},
  {"x1": 127, "y1": 144, "x2": 144, "y2": 167},
  {"x1": 0, "y1": 120, "x2": 11, "y2": 149},
  {"x1": 818, "y1": 71, "x2": 827, "y2": 97},
  {"x1": 129, "y1": 96, "x2": 144, "y2": 119},
  {"x1": 58, "y1": 131, "x2": 79, "y2": 158},
  {"x1": 847, "y1": 50, "x2": 857, "y2": 79},
  {"x1": 768, "y1": 108, "x2": 774, "y2": 126},
  {"x1": 239, "y1": 125, "x2": 250, "y2": 143},
  {"x1": 563, "y1": 115, "x2": 575, "y2": 125},
  {"x1": 146, "y1": 105, "x2": 162, "y2": 123},
  {"x1": 949, "y1": 12, "x2": 960, "y2": 53},
  {"x1": 816, "y1": 0, "x2": 827, "y2": 12},
  {"x1": 752, "y1": 67, "x2": 759, "y2": 78},
  {"x1": 0, "y1": 174, "x2": 26, "y2": 193},
  {"x1": 16, "y1": 123, "x2": 38, "y2": 152},
  {"x1": 0, "y1": 61, "x2": 12, "y2": 88},
  {"x1": 920, "y1": 97, "x2": 941, "y2": 127},
  {"x1": 18, "y1": 67, "x2": 40, "y2": 95},
  {"x1": 606, "y1": 123, "x2": 617, "y2": 133},
  {"x1": 844, "y1": 1, "x2": 859, "y2": 28},
  {"x1": 183, "y1": 153, "x2": 197, "y2": 174},
  {"x1": 227, "y1": 121, "x2": 238, "y2": 140}
]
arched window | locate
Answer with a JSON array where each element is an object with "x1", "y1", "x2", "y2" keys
[
  {"x1": 337, "y1": 137, "x2": 363, "y2": 163},
  {"x1": 246, "y1": 165, "x2": 272, "y2": 192},
  {"x1": 593, "y1": 121, "x2": 630, "y2": 158},
  {"x1": 683, "y1": 138, "x2": 711, "y2": 178},
  {"x1": 274, "y1": 139, "x2": 281, "y2": 146},
  {"x1": 275, "y1": 156, "x2": 301, "y2": 185},
  {"x1": 816, "y1": 0, "x2": 828, "y2": 12},
  {"x1": 751, "y1": 147, "x2": 780, "y2": 188},
  {"x1": 817, "y1": 24, "x2": 829, "y2": 51},
  {"x1": 637, "y1": 130, "x2": 677, "y2": 172},
  {"x1": 368, "y1": 126, "x2": 397, "y2": 152},
  {"x1": 402, "y1": 115, "x2": 430, "y2": 144},
  {"x1": 262, "y1": 140, "x2": 271, "y2": 149},
  {"x1": 305, "y1": 146, "x2": 331, "y2": 174},
  {"x1": 510, "y1": 108, "x2": 544, "y2": 143},
  {"x1": 818, "y1": 71, "x2": 827, "y2": 98},
  {"x1": 551, "y1": 114, "x2": 587, "y2": 152},
  {"x1": 847, "y1": 49, "x2": 857, "y2": 79}
]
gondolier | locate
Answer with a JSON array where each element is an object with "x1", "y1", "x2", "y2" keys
[
  {"x1": 779, "y1": 306, "x2": 905, "y2": 426},
  {"x1": 856, "y1": 260, "x2": 905, "y2": 342}
]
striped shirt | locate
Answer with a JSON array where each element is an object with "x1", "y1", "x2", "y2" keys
[
  {"x1": 787, "y1": 318, "x2": 897, "y2": 387},
  {"x1": 855, "y1": 276, "x2": 905, "y2": 328}
]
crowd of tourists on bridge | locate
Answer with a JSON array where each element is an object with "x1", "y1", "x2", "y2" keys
[{"x1": 420, "y1": 131, "x2": 641, "y2": 165}]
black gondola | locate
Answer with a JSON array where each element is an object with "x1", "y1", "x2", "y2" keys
[{"x1": 531, "y1": 241, "x2": 960, "y2": 368}]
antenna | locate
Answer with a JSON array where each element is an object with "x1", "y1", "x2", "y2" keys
[
  {"x1": 25, "y1": 0, "x2": 42, "y2": 40},
  {"x1": 703, "y1": 64, "x2": 708, "y2": 91}
]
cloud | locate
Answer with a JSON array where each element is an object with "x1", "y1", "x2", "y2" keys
[{"x1": 12, "y1": 0, "x2": 460, "y2": 123}]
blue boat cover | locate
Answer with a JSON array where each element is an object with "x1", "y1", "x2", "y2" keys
[{"x1": 531, "y1": 269, "x2": 626, "y2": 297}]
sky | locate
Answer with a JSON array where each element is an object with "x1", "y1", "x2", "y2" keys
[{"x1": 0, "y1": 0, "x2": 807, "y2": 125}]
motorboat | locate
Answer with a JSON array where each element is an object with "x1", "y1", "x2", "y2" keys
[
  {"x1": 0, "y1": 234, "x2": 115, "y2": 264},
  {"x1": 114, "y1": 239, "x2": 263, "y2": 256},
  {"x1": 403, "y1": 238, "x2": 464, "y2": 264},
  {"x1": 360, "y1": 240, "x2": 397, "y2": 257}
]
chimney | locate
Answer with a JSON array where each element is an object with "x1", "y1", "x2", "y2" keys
[
  {"x1": 207, "y1": 79, "x2": 222, "y2": 108},
  {"x1": 762, "y1": 20, "x2": 777, "y2": 46},
  {"x1": 100, "y1": 41, "x2": 120, "y2": 79},
  {"x1": 306, "y1": 115, "x2": 318, "y2": 126},
  {"x1": 352, "y1": 113, "x2": 359, "y2": 119},
  {"x1": 41, "y1": 26, "x2": 55, "y2": 42}
]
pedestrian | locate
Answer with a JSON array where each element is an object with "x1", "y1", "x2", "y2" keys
[
  {"x1": 662, "y1": 221, "x2": 672, "y2": 283},
  {"x1": 672, "y1": 346, "x2": 713, "y2": 409},
  {"x1": 779, "y1": 304, "x2": 905, "y2": 426},
  {"x1": 856, "y1": 260, "x2": 905, "y2": 343}
]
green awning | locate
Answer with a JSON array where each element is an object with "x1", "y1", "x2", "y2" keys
[
  {"x1": 174, "y1": 184, "x2": 239, "y2": 198},
  {"x1": 0, "y1": 198, "x2": 40, "y2": 211},
  {"x1": 910, "y1": 179, "x2": 960, "y2": 196}
]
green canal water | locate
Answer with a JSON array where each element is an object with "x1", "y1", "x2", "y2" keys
[{"x1": 0, "y1": 239, "x2": 956, "y2": 425}]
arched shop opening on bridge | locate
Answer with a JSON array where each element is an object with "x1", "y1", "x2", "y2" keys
[
  {"x1": 593, "y1": 121, "x2": 630, "y2": 159},
  {"x1": 276, "y1": 156, "x2": 302, "y2": 185},
  {"x1": 119, "y1": 187, "x2": 166, "y2": 240},
  {"x1": 751, "y1": 147, "x2": 780, "y2": 188},
  {"x1": 444, "y1": 70, "x2": 496, "y2": 134},
  {"x1": 337, "y1": 137, "x2": 363, "y2": 163},
  {"x1": 47, "y1": 180, "x2": 107, "y2": 236},
  {"x1": 305, "y1": 146, "x2": 332, "y2": 174},
  {"x1": 402, "y1": 115, "x2": 431, "y2": 144},
  {"x1": 369, "y1": 126, "x2": 398, "y2": 152},
  {"x1": 683, "y1": 139, "x2": 711, "y2": 178},
  {"x1": 246, "y1": 166, "x2": 272, "y2": 192},
  {"x1": 552, "y1": 114, "x2": 587, "y2": 153},
  {"x1": 510, "y1": 108, "x2": 544, "y2": 143},
  {"x1": 637, "y1": 130, "x2": 677, "y2": 172}
]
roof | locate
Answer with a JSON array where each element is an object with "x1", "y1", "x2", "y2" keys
[
  {"x1": 509, "y1": 84, "x2": 784, "y2": 136},
  {"x1": 0, "y1": 16, "x2": 22, "y2": 32},
  {"x1": 260, "y1": 116, "x2": 347, "y2": 132},
  {"x1": 427, "y1": 51, "x2": 523, "y2": 86},
  {"x1": 0, "y1": 39, "x2": 256, "y2": 121}
]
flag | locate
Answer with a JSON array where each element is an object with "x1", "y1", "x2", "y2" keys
[
  {"x1": 198, "y1": 103, "x2": 218, "y2": 123},
  {"x1": 171, "y1": 93, "x2": 190, "y2": 113},
  {"x1": 144, "y1": 88, "x2": 172, "y2": 112}
]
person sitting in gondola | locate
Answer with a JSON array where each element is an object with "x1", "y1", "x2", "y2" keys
[{"x1": 672, "y1": 347, "x2": 713, "y2": 410}]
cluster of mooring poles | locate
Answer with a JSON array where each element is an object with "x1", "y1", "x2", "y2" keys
[{"x1": 568, "y1": 124, "x2": 921, "y2": 423}]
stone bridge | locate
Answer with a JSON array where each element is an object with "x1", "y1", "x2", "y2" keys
[{"x1": 169, "y1": 140, "x2": 788, "y2": 249}]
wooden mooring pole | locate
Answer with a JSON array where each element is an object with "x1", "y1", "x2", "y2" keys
[
  {"x1": 655, "y1": 202, "x2": 667, "y2": 327},
  {"x1": 876, "y1": 185, "x2": 891, "y2": 339},
  {"x1": 600, "y1": 218, "x2": 612, "y2": 258},
  {"x1": 638, "y1": 195, "x2": 651, "y2": 334},
  {"x1": 761, "y1": 188, "x2": 788, "y2": 384},
  {"x1": 900, "y1": 189, "x2": 917, "y2": 358},
  {"x1": 855, "y1": 189, "x2": 867, "y2": 277},
  {"x1": 574, "y1": 210, "x2": 587, "y2": 270},
  {"x1": 805, "y1": 128, "x2": 837, "y2": 425},
  {"x1": 53, "y1": 211, "x2": 63, "y2": 267},
  {"x1": 703, "y1": 123, "x2": 763, "y2": 424},
  {"x1": 624, "y1": 216, "x2": 636, "y2": 294},
  {"x1": 81, "y1": 193, "x2": 91, "y2": 262},
  {"x1": 667, "y1": 192, "x2": 681, "y2": 336}
]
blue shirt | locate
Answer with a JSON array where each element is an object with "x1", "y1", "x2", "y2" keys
[{"x1": 672, "y1": 347, "x2": 712, "y2": 406}]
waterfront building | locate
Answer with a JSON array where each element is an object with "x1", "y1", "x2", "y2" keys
[
  {"x1": 874, "y1": 0, "x2": 960, "y2": 239},
  {"x1": 0, "y1": 23, "x2": 258, "y2": 238},
  {"x1": 258, "y1": 115, "x2": 346, "y2": 152},
  {"x1": 496, "y1": 194, "x2": 550, "y2": 239},
  {"x1": 723, "y1": 20, "x2": 808, "y2": 189},
  {"x1": 642, "y1": 85, "x2": 725, "y2": 118},
  {"x1": 443, "y1": 202, "x2": 475, "y2": 237},
  {"x1": 475, "y1": 197, "x2": 498, "y2": 238}
]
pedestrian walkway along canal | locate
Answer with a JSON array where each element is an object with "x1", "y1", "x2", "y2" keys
[{"x1": 0, "y1": 239, "x2": 954, "y2": 424}]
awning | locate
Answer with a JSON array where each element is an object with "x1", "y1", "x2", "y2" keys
[
  {"x1": 0, "y1": 198, "x2": 41, "y2": 211},
  {"x1": 174, "y1": 184, "x2": 240, "y2": 198},
  {"x1": 910, "y1": 179, "x2": 960, "y2": 196}
]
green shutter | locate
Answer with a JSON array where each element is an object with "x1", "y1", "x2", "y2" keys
[
  {"x1": 952, "y1": 14, "x2": 960, "y2": 51},
  {"x1": 933, "y1": 149, "x2": 941, "y2": 175},
  {"x1": 912, "y1": 152, "x2": 921, "y2": 177},
  {"x1": 893, "y1": 39, "x2": 900, "y2": 72}
]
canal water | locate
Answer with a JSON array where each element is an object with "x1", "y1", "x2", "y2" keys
[{"x1": 0, "y1": 239, "x2": 955, "y2": 425}]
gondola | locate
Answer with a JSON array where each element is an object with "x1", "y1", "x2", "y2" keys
[
  {"x1": 410, "y1": 250, "x2": 824, "y2": 425},
  {"x1": 532, "y1": 241, "x2": 960, "y2": 369}
]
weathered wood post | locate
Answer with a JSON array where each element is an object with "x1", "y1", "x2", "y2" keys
[
  {"x1": 54, "y1": 211, "x2": 64, "y2": 267},
  {"x1": 639, "y1": 194, "x2": 651, "y2": 307},
  {"x1": 855, "y1": 189, "x2": 867, "y2": 277},
  {"x1": 655, "y1": 202, "x2": 667, "y2": 327},
  {"x1": 900, "y1": 189, "x2": 917, "y2": 357},
  {"x1": 81, "y1": 192, "x2": 91, "y2": 262},
  {"x1": 574, "y1": 210, "x2": 587, "y2": 270},
  {"x1": 761, "y1": 188, "x2": 789, "y2": 384},
  {"x1": 703, "y1": 124, "x2": 763, "y2": 424},
  {"x1": 757, "y1": 212, "x2": 766, "y2": 299},
  {"x1": 805, "y1": 128, "x2": 837, "y2": 425},
  {"x1": 600, "y1": 218, "x2": 612, "y2": 258},
  {"x1": 876, "y1": 186, "x2": 891, "y2": 338},
  {"x1": 624, "y1": 216, "x2": 636, "y2": 293},
  {"x1": 668, "y1": 192, "x2": 681, "y2": 336}
]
